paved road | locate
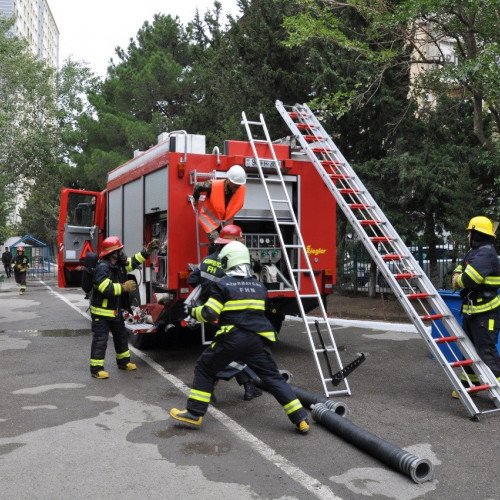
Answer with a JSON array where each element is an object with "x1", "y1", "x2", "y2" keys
[{"x1": 1, "y1": 276, "x2": 499, "y2": 499}]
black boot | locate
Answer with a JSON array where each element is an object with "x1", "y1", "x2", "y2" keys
[{"x1": 243, "y1": 381, "x2": 262, "y2": 401}]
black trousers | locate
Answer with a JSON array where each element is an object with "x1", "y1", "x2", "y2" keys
[
  {"x1": 186, "y1": 328, "x2": 307, "y2": 424},
  {"x1": 14, "y1": 270, "x2": 26, "y2": 286},
  {"x1": 3, "y1": 263, "x2": 11, "y2": 277},
  {"x1": 463, "y1": 308, "x2": 500, "y2": 377},
  {"x1": 90, "y1": 315, "x2": 130, "y2": 373}
]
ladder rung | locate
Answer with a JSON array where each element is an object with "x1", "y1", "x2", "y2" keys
[
  {"x1": 407, "y1": 292, "x2": 431, "y2": 299},
  {"x1": 370, "y1": 236, "x2": 391, "y2": 243},
  {"x1": 278, "y1": 221, "x2": 296, "y2": 225},
  {"x1": 468, "y1": 384, "x2": 492, "y2": 394},
  {"x1": 304, "y1": 135, "x2": 324, "y2": 142},
  {"x1": 245, "y1": 120, "x2": 263, "y2": 126},
  {"x1": 288, "y1": 111, "x2": 307, "y2": 119},
  {"x1": 395, "y1": 273, "x2": 416, "y2": 279},
  {"x1": 321, "y1": 160, "x2": 342, "y2": 167},
  {"x1": 300, "y1": 294, "x2": 319, "y2": 298},
  {"x1": 312, "y1": 147, "x2": 333, "y2": 153},
  {"x1": 297, "y1": 123, "x2": 315, "y2": 130},
  {"x1": 339, "y1": 188, "x2": 360, "y2": 195},
  {"x1": 435, "y1": 336, "x2": 459, "y2": 344},
  {"x1": 270, "y1": 199, "x2": 289, "y2": 203},
  {"x1": 359, "y1": 219, "x2": 382, "y2": 226},
  {"x1": 349, "y1": 203, "x2": 370, "y2": 210},
  {"x1": 330, "y1": 174, "x2": 350, "y2": 180},
  {"x1": 422, "y1": 313, "x2": 444, "y2": 321},
  {"x1": 451, "y1": 359, "x2": 474, "y2": 367},
  {"x1": 382, "y1": 253, "x2": 402, "y2": 261},
  {"x1": 292, "y1": 269, "x2": 312, "y2": 273}
]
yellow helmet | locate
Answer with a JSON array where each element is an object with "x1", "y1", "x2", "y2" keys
[{"x1": 466, "y1": 216, "x2": 496, "y2": 237}]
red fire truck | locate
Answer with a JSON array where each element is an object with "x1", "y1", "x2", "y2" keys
[{"x1": 57, "y1": 131, "x2": 337, "y2": 347}]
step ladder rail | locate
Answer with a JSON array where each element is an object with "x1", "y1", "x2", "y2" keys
[
  {"x1": 277, "y1": 101, "x2": 500, "y2": 417},
  {"x1": 241, "y1": 112, "x2": 351, "y2": 397}
]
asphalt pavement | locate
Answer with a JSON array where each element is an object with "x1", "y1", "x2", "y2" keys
[{"x1": 1, "y1": 275, "x2": 499, "y2": 499}]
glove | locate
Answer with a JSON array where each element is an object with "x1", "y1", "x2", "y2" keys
[
  {"x1": 451, "y1": 273, "x2": 460, "y2": 290},
  {"x1": 146, "y1": 239, "x2": 160, "y2": 253},
  {"x1": 122, "y1": 280, "x2": 137, "y2": 293},
  {"x1": 183, "y1": 303, "x2": 193, "y2": 318}
]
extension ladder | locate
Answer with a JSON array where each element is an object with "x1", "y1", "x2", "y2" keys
[
  {"x1": 241, "y1": 111, "x2": 351, "y2": 397},
  {"x1": 276, "y1": 100, "x2": 500, "y2": 419}
]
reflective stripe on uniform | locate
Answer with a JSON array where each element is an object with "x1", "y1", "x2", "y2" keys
[
  {"x1": 462, "y1": 296, "x2": 500, "y2": 314},
  {"x1": 222, "y1": 299, "x2": 266, "y2": 311},
  {"x1": 463, "y1": 265, "x2": 483, "y2": 284},
  {"x1": 283, "y1": 398, "x2": 303, "y2": 415},
  {"x1": 113, "y1": 283, "x2": 121, "y2": 295},
  {"x1": 257, "y1": 331, "x2": 276, "y2": 342},
  {"x1": 488, "y1": 319, "x2": 495, "y2": 331},
  {"x1": 484, "y1": 276, "x2": 500, "y2": 286},
  {"x1": 125, "y1": 252, "x2": 146, "y2": 272},
  {"x1": 188, "y1": 388, "x2": 211, "y2": 403},
  {"x1": 116, "y1": 350, "x2": 130, "y2": 360},
  {"x1": 90, "y1": 306, "x2": 117, "y2": 318},
  {"x1": 206, "y1": 297, "x2": 224, "y2": 314},
  {"x1": 98, "y1": 278, "x2": 112, "y2": 293},
  {"x1": 214, "y1": 325, "x2": 234, "y2": 337},
  {"x1": 192, "y1": 306, "x2": 206, "y2": 322},
  {"x1": 200, "y1": 271, "x2": 219, "y2": 281},
  {"x1": 90, "y1": 358, "x2": 105, "y2": 367}
]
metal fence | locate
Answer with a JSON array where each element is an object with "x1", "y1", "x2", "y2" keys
[{"x1": 338, "y1": 242, "x2": 466, "y2": 293}]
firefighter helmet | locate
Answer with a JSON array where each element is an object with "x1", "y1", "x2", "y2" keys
[
  {"x1": 466, "y1": 216, "x2": 496, "y2": 238},
  {"x1": 215, "y1": 224, "x2": 243, "y2": 244},
  {"x1": 218, "y1": 240, "x2": 250, "y2": 271},
  {"x1": 227, "y1": 165, "x2": 247, "y2": 185},
  {"x1": 99, "y1": 236, "x2": 124, "y2": 258},
  {"x1": 17, "y1": 245, "x2": 25, "y2": 253}
]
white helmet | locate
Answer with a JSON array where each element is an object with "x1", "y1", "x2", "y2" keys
[
  {"x1": 227, "y1": 165, "x2": 247, "y2": 185},
  {"x1": 218, "y1": 240, "x2": 250, "y2": 271}
]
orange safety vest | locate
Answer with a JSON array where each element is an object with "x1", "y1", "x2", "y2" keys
[{"x1": 198, "y1": 180, "x2": 246, "y2": 234}]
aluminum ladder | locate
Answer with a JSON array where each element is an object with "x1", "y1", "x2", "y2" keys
[
  {"x1": 241, "y1": 110, "x2": 351, "y2": 397},
  {"x1": 276, "y1": 100, "x2": 500, "y2": 419}
]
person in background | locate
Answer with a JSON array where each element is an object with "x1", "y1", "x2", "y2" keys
[
  {"x1": 89, "y1": 236, "x2": 159, "y2": 379},
  {"x1": 192, "y1": 165, "x2": 247, "y2": 250},
  {"x1": 12, "y1": 246, "x2": 29, "y2": 294},
  {"x1": 2, "y1": 246, "x2": 13, "y2": 278},
  {"x1": 451, "y1": 215, "x2": 500, "y2": 397},
  {"x1": 170, "y1": 241, "x2": 309, "y2": 434}
]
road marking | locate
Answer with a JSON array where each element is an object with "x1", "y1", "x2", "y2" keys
[{"x1": 41, "y1": 279, "x2": 341, "y2": 500}]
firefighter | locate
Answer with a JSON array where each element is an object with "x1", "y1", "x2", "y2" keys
[
  {"x1": 12, "y1": 246, "x2": 29, "y2": 294},
  {"x1": 451, "y1": 216, "x2": 500, "y2": 397},
  {"x1": 187, "y1": 224, "x2": 263, "y2": 401},
  {"x1": 2, "y1": 247, "x2": 13, "y2": 278},
  {"x1": 192, "y1": 164, "x2": 247, "y2": 248},
  {"x1": 170, "y1": 240, "x2": 310, "y2": 434},
  {"x1": 89, "y1": 236, "x2": 159, "y2": 379}
]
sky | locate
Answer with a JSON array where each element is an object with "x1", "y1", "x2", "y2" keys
[{"x1": 47, "y1": 0, "x2": 241, "y2": 78}]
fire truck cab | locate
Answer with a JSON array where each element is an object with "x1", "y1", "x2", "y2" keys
[{"x1": 57, "y1": 131, "x2": 337, "y2": 347}]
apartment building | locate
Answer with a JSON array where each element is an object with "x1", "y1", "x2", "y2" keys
[{"x1": 0, "y1": 0, "x2": 59, "y2": 68}]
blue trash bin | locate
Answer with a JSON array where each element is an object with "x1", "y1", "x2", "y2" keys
[
  {"x1": 435, "y1": 289, "x2": 500, "y2": 361},
  {"x1": 432, "y1": 290, "x2": 465, "y2": 363}
]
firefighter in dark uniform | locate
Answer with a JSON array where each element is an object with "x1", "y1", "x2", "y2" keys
[
  {"x1": 12, "y1": 246, "x2": 29, "y2": 294},
  {"x1": 170, "y1": 240, "x2": 310, "y2": 433},
  {"x1": 451, "y1": 216, "x2": 500, "y2": 397},
  {"x1": 188, "y1": 224, "x2": 263, "y2": 401},
  {"x1": 2, "y1": 247, "x2": 13, "y2": 278},
  {"x1": 90, "y1": 236, "x2": 158, "y2": 379}
]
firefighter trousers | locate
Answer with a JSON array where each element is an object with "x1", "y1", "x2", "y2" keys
[
  {"x1": 463, "y1": 308, "x2": 500, "y2": 377},
  {"x1": 14, "y1": 270, "x2": 26, "y2": 286},
  {"x1": 186, "y1": 328, "x2": 307, "y2": 424},
  {"x1": 90, "y1": 315, "x2": 131, "y2": 374}
]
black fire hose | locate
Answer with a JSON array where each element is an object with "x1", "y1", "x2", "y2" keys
[
  {"x1": 252, "y1": 377, "x2": 349, "y2": 417},
  {"x1": 312, "y1": 403, "x2": 434, "y2": 484}
]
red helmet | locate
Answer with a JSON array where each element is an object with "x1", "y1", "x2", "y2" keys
[
  {"x1": 99, "y1": 236, "x2": 124, "y2": 258},
  {"x1": 215, "y1": 224, "x2": 243, "y2": 244},
  {"x1": 17, "y1": 245, "x2": 25, "y2": 252}
]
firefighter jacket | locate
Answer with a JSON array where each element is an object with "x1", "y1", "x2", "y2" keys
[
  {"x1": 12, "y1": 254, "x2": 29, "y2": 273},
  {"x1": 187, "y1": 249, "x2": 225, "y2": 303},
  {"x1": 453, "y1": 242, "x2": 500, "y2": 315},
  {"x1": 2, "y1": 250, "x2": 12, "y2": 265},
  {"x1": 90, "y1": 250, "x2": 147, "y2": 318},
  {"x1": 190, "y1": 275, "x2": 276, "y2": 342},
  {"x1": 195, "y1": 179, "x2": 246, "y2": 234}
]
